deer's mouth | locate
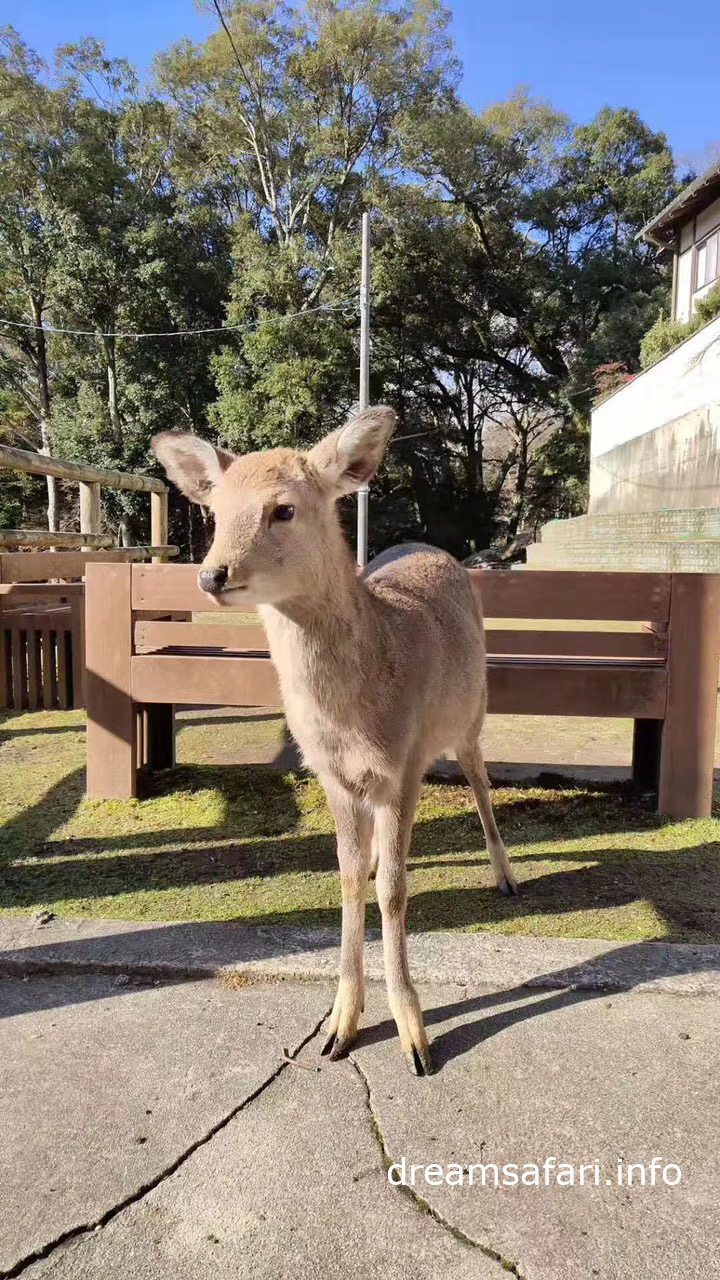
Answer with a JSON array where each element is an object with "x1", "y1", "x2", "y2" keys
[{"x1": 211, "y1": 584, "x2": 249, "y2": 606}]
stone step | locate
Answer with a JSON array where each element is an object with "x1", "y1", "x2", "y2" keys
[
  {"x1": 526, "y1": 540, "x2": 720, "y2": 573},
  {"x1": 542, "y1": 507, "x2": 720, "y2": 544}
]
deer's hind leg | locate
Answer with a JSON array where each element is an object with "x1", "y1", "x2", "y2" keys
[
  {"x1": 456, "y1": 736, "x2": 518, "y2": 896},
  {"x1": 321, "y1": 779, "x2": 373, "y2": 1061}
]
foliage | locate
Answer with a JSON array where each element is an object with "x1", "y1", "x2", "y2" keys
[
  {"x1": 640, "y1": 280, "x2": 720, "y2": 369},
  {"x1": 0, "y1": 4, "x2": 683, "y2": 553}
]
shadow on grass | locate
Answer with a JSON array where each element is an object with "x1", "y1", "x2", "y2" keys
[
  {"x1": 3, "y1": 753, "x2": 720, "y2": 1069},
  {"x1": 2, "y1": 751, "x2": 720, "y2": 940}
]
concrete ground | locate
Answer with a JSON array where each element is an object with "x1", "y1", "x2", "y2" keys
[{"x1": 2, "y1": 918, "x2": 720, "y2": 1279}]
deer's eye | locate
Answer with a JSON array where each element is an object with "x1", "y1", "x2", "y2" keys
[{"x1": 273, "y1": 503, "x2": 295, "y2": 522}]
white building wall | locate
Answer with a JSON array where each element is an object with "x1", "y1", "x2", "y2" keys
[
  {"x1": 673, "y1": 202, "x2": 720, "y2": 321},
  {"x1": 675, "y1": 246, "x2": 693, "y2": 322},
  {"x1": 696, "y1": 196, "x2": 720, "y2": 240},
  {"x1": 591, "y1": 311, "x2": 720, "y2": 462}
]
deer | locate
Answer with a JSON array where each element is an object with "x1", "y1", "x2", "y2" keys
[{"x1": 152, "y1": 406, "x2": 517, "y2": 1076}]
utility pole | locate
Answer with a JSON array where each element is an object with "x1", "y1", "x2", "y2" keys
[{"x1": 356, "y1": 210, "x2": 370, "y2": 567}]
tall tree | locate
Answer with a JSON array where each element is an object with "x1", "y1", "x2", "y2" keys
[
  {"x1": 157, "y1": 0, "x2": 459, "y2": 449},
  {"x1": 0, "y1": 28, "x2": 68, "y2": 527}
]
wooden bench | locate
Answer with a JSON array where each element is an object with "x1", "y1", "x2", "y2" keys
[{"x1": 85, "y1": 563, "x2": 720, "y2": 817}]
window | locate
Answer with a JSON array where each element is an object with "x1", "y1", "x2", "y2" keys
[{"x1": 695, "y1": 228, "x2": 720, "y2": 292}]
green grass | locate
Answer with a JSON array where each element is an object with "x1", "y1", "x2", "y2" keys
[{"x1": 2, "y1": 707, "x2": 720, "y2": 943}]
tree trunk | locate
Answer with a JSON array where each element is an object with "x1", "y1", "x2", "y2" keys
[
  {"x1": 31, "y1": 296, "x2": 58, "y2": 532},
  {"x1": 103, "y1": 335, "x2": 123, "y2": 444},
  {"x1": 506, "y1": 432, "x2": 529, "y2": 541},
  {"x1": 464, "y1": 370, "x2": 480, "y2": 496}
]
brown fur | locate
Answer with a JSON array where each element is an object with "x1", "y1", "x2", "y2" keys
[{"x1": 152, "y1": 407, "x2": 516, "y2": 1076}]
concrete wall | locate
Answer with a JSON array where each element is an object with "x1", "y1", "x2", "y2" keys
[{"x1": 589, "y1": 312, "x2": 720, "y2": 514}]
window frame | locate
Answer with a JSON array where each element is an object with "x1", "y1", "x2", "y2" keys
[{"x1": 693, "y1": 226, "x2": 720, "y2": 294}]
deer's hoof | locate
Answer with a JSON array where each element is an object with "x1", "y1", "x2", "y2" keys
[
  {"x1": 321, "y1": 1031, "x2": 355, "y2": 1061},
  {"x1": 497, "y1": 875, "x2": 519, "y2": 897},
  {"x1": 405, "y1": 1044, "x2": 434, "y2": 1077}
]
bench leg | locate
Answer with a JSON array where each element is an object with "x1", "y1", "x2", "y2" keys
[
  {"x1": 658, "y1": 574, "x2": 720, "y2": 818},
  {"x1": 632, "y1": 719, "x2": 662, "y2": 791},
  {"x1": 143, "y1": 703, "x2": 175, "y2": 772},
  {"x1": 85, "y1": 563, "x2": 137, "y2": 800}
]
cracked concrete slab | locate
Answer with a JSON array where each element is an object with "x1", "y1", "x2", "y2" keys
[
  {"x1": 4, "y1": 944, "x2": 720, "y2": 1279},
  {"x1": 0, "y1": 974, "x2": 333, "y2": 1276},
  {"x1": 3, "y1": 915, "x2": 720, "y2": 995},
  {"x1": 21, "y1": 1038, "x2": 501, "y2": 1280},
  {"x1": 353, "y1": 981, "x2": 720, "y2": 1280}
]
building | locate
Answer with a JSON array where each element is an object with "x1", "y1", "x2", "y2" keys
[
  {"x1": 644, "y1": 160, "x2": 720, "y2": 324},
  {"x1": 589, "y1": 161, "x2": 720, "y2": 516}
]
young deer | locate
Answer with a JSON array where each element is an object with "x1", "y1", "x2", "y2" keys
[{"x1": 153, "y1": 407, "x2": 516, "y2": 1076}]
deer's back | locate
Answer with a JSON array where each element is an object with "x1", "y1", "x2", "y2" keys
[{"x1": 364, "y1": 543, "x2": 486, "y2": 752}]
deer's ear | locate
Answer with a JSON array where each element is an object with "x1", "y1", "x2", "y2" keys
[
  {"x1": 151, "y1": 432, "x2": 235, "y2": 505},
  {"x1": 307, "y1": 406, "x2": 396, "y2": 497}
]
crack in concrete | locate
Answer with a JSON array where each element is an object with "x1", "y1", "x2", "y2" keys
[
  {"x1": 0, "y1": 1005, "x2": 333, "y2": 1280},
  {"x1": 349, "y1": 1054, "x2": 528, "y2": 1280}
]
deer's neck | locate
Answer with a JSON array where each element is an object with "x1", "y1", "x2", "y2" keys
[{"x1": 258, "y1": 554, "x2": 379, "y2": 718}]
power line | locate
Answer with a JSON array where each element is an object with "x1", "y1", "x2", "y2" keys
[{"x1": 0, "y1": 299, "x2": 355, "y2": 341}]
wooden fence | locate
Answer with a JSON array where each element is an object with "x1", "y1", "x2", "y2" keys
[
  {"x1": 0, "y1": 443, "x2": 175, "y2": 564},
  {"x1": 0, "y1": 444, "x2": 179, "y2": 710}
]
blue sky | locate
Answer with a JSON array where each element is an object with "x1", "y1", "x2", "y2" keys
[{"x1": 9, "y1": 0, "x2": 717, "y2": 165}]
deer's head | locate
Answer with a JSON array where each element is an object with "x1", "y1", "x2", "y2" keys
[{"x1": 152, "y1": 406, "x2": 395, "y2": 607}]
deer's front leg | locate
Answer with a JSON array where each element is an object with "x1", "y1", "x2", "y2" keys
[
  {"x1": 374, "y1": 780, "x2": 432, "y2": 1077},
  {"x1": 321, "y1": 780, "x2": 372, "y2": 1061}
]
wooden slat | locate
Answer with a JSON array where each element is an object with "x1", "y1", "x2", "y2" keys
[
  {"x1": 0, "y1": 529, "x2": 112, "y2": 549},
  {"x1": 10, "y1": 625, "x2": 25, "y2": 710},
  {"x1": 40, "y1": 629, "x2": 54, "y2": 708},
  {"x1": 1, "y1": 548, "x2": 178, "y2": 582},
  {"x1": 0, "y1": 583, "x2": 83, "y2": 598},
  {"x1": 0, "y1": 624, "x2": 7, "y2": 708},
  {"x1": 56, "y1": 630, "x2": 69, "y2": 710},
  {"x1": 134, "y1": 621, "x2": 267, "y2": 653},
  {"x1": 131, "y1": 653, "x2": 281, "y2": 706},
  {"x1": 4, "y1": 606, "x2": 71, "y2": 628},
  {"x1": 486, "y1": 658, "x2": 667, "y2": 718},
  {"x1": 70, "y1": 593, "x2": 85, "y2": 708},
  {"x1": 0, "y1": 443, "x2": 167, "y2": 493},
  {"x1": 26, "y1": 630, "x2": 40, "y2": 709},
  {"x1": 485, "y1": 629, "x2": 665, "y2": 659},
  {"x1": 132, "y1": 564, "x2": 216, "y2": 611},
  {"x1": 471, "y1": 569, "x2": 672, "y2": 622}
]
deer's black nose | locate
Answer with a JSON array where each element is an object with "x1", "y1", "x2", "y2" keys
[{"x1": 198, "y1": 566, "x2": 228, "y2": 595}]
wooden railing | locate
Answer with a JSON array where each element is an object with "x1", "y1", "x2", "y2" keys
[{"x1": 0, "y1": 444, "x2": 176, "y2": 565}]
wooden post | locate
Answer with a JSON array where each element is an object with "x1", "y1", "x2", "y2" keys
[
  {"x1": 151, "y1": 491, "x2": 168, "y2": 564},
  {"x1": 79, "y1": 481, "x2": 101, "y2": 542},
  {"x1": 85, "y1": 563, "x2": 136, "y2": 799},
  {"x1": 356, "y1": 210, "x2": 371, "y2": 567},
  {"x1": 658, "y1": 574, "x2": 720, "y2": 818}
]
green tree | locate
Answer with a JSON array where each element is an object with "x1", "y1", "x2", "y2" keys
[
  {"x1": 0, "y1": 28, "x2": 69, "y2": 527},
  {"x1": 157, "y1": 0, "x2": 459, "y2": 450}
]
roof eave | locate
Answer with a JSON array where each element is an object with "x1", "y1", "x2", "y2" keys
[{"x1": 639, "y1": 160, "x2": 720, "y2": 246}]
